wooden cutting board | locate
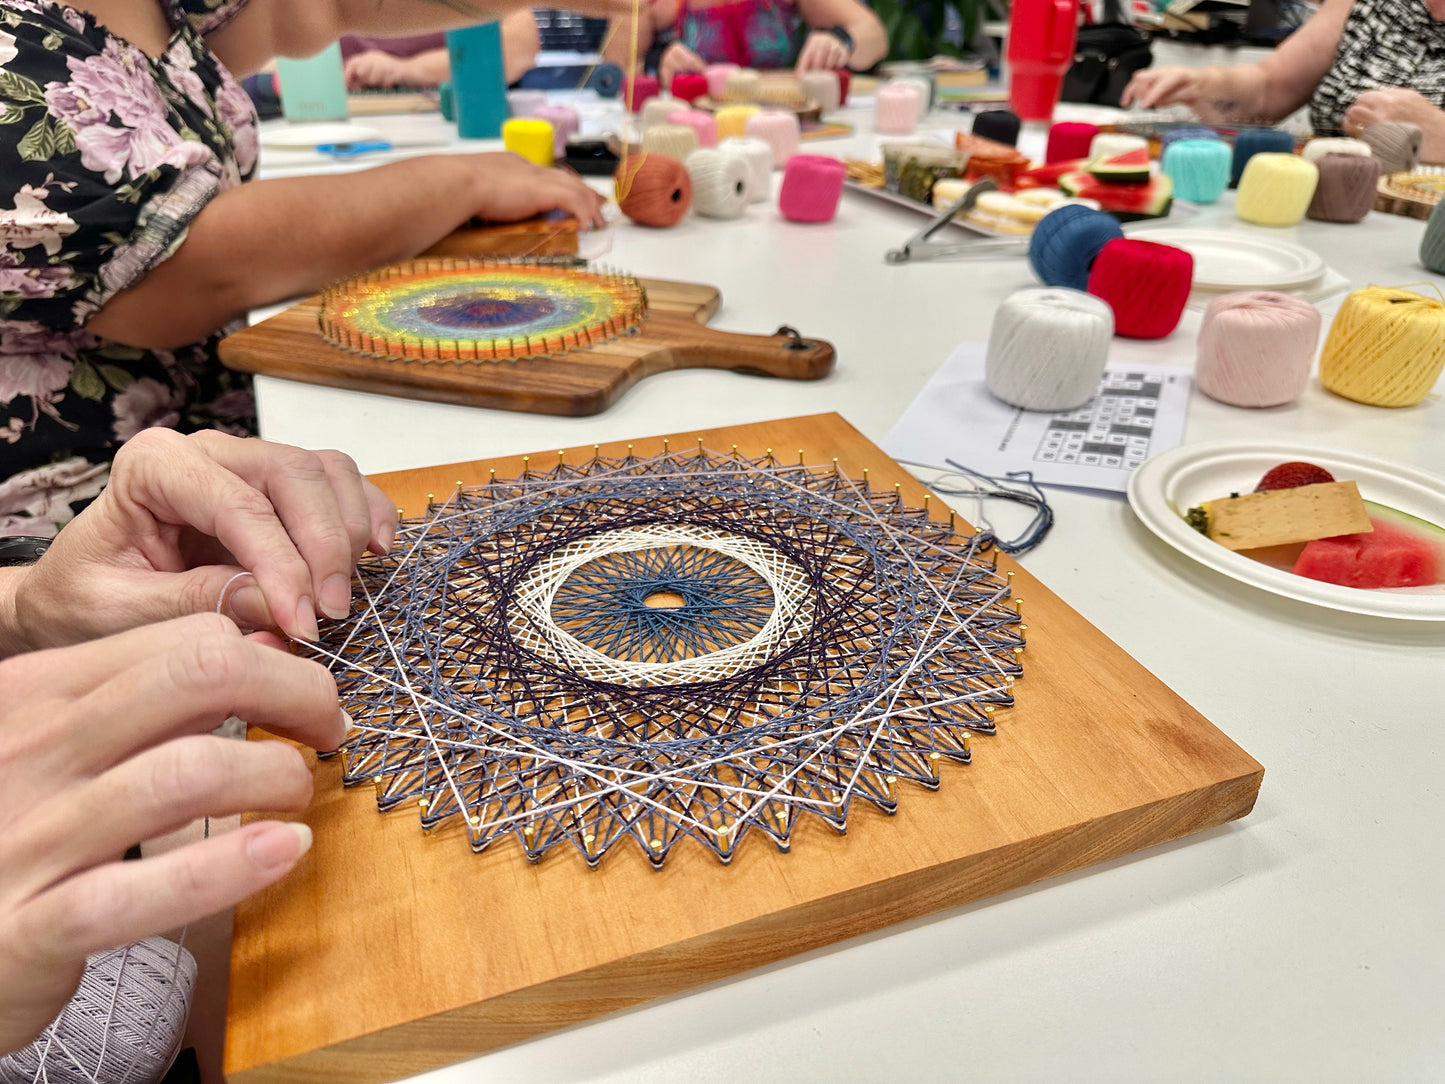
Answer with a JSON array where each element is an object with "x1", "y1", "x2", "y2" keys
[
  {"x1": 218, "y1": 269, "x2": 834, "y2": 417},
  {"x1": 224, "y1": 413, "x2": 1263, "y2": 1083}
]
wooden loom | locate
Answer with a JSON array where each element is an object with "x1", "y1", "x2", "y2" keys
[
  {"x1": 218, "y1": 259, "x2": 834, "y2": 418},
  {"x1": 224, "y1": 413, "x2": 1263, "y2": 1083}
]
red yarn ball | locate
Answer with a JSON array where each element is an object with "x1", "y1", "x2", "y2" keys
[
  {"x1": 671, "y1": 72, "x2": 708, "y2": 103},
  {"x1": 1086, "y1": 238, "x2": 1194, "y2": 339},
  {"x1": 615, "y1": 153, "x2": 693, "y2": 228},
  {"x1": 835, "y1": 68, "x2": 852, "y2": 105},
  {"x1": 1046, "y1": 121, "x2": 1098, "y2": 165},
  {"x1": 625, "y1": 74, "x2": 660, "y2": 112}
]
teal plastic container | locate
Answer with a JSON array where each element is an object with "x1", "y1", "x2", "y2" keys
[
  {"x1": 447, "y1": 24, "x2": 509, "y2": 139},
  {"x1": 274, "y1": 43, "x2": 349, "y2": 122}
]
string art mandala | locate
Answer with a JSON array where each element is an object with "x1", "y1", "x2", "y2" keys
[
  {"x1": 317, "y1": 258, "x2": 646, "y2": 362},
  {"x1": 312, "y1": 446, "x2": 1026, "y2": 868}
]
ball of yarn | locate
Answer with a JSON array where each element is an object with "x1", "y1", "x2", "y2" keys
[
  {"x1": 723, "y1": 69, "x2": 762, "y2": 102},
  {"x1": 642, "y1": 122, "x2": 700, "y2": 159},
  {"x1": 667, "y1": 108, "x2": 718, "y2": 148},
  {"x1": 615, "y1": 153, "x2": 692, "y2": 227},
  {"x1": 1088, "y1": 132, "x2": 1147, "y2": 161},
  {"x1": 1230, "y1": 127, "x2": 1294, "y2": 186},
  {"x1": 890, "y1": 76, "x2": 932, "y2": 119},
  {"x1": 625, "y1": 74, "x2": 660, "y2": 111},
  {"x1": 835, "y1": 68, "x2": 852, "y2": 104},
  {"x1": 1087, "y1": 238, "x2": 1194, "y2": 339},
  {"x1": 1046, "y1": 121, "x2": 1098, "y2": 164},
  {"x1": 687, "y1": 148, "x2": 751, "y2": 219},
  {"x1": 779, "y1": 154, "x2": 846, "y2": 223},
  {"x1": 532, "y1": 103, "x2": 579, "y2": 157},
  {"x1": 1028, "y1": 204, "x2": 1124, "y2": 291},
  {"x1": 744, "y1": 109, "x2": 801, "y2": 167},
  {"x1": 986, "y1": 288, "x2": 1114, "y2": 411},
  {"x1": 1421, "y1": 197, "x2": 1445, "y2": 274},
  {"x1": 1236, "y1": 152, "x2": 1319, "y2": 227},
  {"x1": 1161, "y1": 138, "x2": 1231, "y2": 204},
  {"x1": 502, "y1": 118, "x2": 555, "y2": 166},
  {"x1": 1196, "y1": 291, "x2": 1322, "y2": 407},
  {"x1": 716, "y1": 103, "x2": 760, "y2": 140},
  {"x1": 799, "y1": 70, "x2": 841, "y2": 113},
  {"x1": 705, "y1": 63, "x2": 740, "y2": 100},
  {"x1": 1306, "y1": 152, "x2": 1380, "y2": 223},
  {"x1": 506, "y1": 89, "x2": 547, "y2": 118},
  {"x1": 875, "y1": 85, "x2": 921, "y2": 134},
  {"x1": 672, "y1": 72, "x2": 709, "y2": 103},
  {"x1": 973, "y1": 109, "x2": 1022, "y2": 147},
  {"x1": 1301, "y1": 136, "x2": 1372, "y2": 165},
  {"x1": 1319, "y1": 285, "x2": 1445, "y2": 407},
  {"x1": 718, "y1": 136, "x2": 773, "y2": 202},
  {"x1": 641, "y1": 94, "x2": 685, "y2": 130},
  {"x1": 1161, "y1": 126, "x2": 1219, "y2": 149},
  {"x1": 1360, "y1": 121, "x2": 1423, "y2": 174}
]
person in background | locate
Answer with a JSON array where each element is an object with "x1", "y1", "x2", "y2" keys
[
  {"x1": 605, "y1": 0, "x2": 887, "y2": 86},
  {"x1": 342, "y1": 11, "x2": 541, "y2": 90},
  {"x1": 1122, "y1": 0, "x2": 1445, "y2": 162},
  {"x1": 0, "y1": 0, "x2": 609, "y2": 541},
  {"x1": 0, "y1": 428, "x2": 392, "y2": 1055}
]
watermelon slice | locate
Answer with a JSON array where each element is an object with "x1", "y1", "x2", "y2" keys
[
  {"x1": 1292, "y1": 505, "x2": 1445, "y2": 589},
  {"x1": 1059, "y1": 171, "x2": 1173, "y2": 221},
  {"x1": 1014, "y1": 159, "x2": 1087, "y2": 189},
  {"x1": 1087, "y1": 147, "x2": 1152, "y2": 185}
]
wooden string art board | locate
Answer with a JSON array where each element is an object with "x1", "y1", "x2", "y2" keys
[
  {"x1": 419, "y1": 214, "x2": 579, "y2": 259},
  {"x1": 225, "y1": 413, "x2": 1263, "y2": 1083},
  {"x1": 218, "y1": 260, "x2": 834, "y2": 417},
  {"x1": 1374, "y1": 167, "x2": 1445, "y2": 220}
]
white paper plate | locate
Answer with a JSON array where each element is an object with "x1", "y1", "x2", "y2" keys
[
  {"x1": 1127, "y1": 228, "x2": 1325, "y2": 291},
  {"x1": 260, "y1": 121, "x2": 384, "y2": 149},
  {"x1": 1127, "y1": 440, "x2": 1445, "y2": 621}
]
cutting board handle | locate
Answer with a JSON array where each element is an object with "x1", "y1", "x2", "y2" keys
[{"x1": 640, "y1": 312, "x2": 835, "y2": 381}]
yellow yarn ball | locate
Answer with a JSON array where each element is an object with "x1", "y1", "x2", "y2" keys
[
  {"x1": 1319, "y1": 286, "x2": 1445, "y2": 407},
  {"x1": 1235, "y1": 153, "x2": 1319, "y2": 227},
  {"x1": 715, "y1": 104, "x2": 761, "y2": 140},
  {"x1": 502, "y1": 118, "x2": 555, "y2": 166}
]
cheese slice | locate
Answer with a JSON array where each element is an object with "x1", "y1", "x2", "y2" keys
[{"x1": 1200, "y1": 481, "x2": 1372, "y2": 551}]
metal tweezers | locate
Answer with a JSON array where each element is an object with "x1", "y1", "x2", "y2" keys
[{"x1": 885, "y1": 178, "x2": 1031, "y2": 264}]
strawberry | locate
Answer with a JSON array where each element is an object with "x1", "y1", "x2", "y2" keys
[{"x1": 1254, "y1": 462, "x2": 1336, "y2": 492}]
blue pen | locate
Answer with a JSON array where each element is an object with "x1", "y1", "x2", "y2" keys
[{"x1": 316, "y1": 141, "x2": 394, "y2": 157}]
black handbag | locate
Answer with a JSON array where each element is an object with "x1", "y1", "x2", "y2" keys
[{"x1": 1060, "y1": 0, "x2": 1153, "y2": 107}]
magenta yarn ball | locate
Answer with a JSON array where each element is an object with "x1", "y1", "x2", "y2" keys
[{"x1": 779, "y1": 155, "x2": 846, "y2": 223}]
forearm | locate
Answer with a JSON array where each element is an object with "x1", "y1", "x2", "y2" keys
[
  {"x1": 841, "y1": 12, "x2": 886, "y2": 70},
  {"x1": 604, "y1": 13, "x2": 655, "y2": 72},
  {"x1": 0, "y1": 568, "x2": 30, "y2": 659}
]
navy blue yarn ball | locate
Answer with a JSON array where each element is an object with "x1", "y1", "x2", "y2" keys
[
  {"x1": 1028, "y1": 204, "x2": 1125, "y2": 291},
  {"x1": 1230, "y1": 128, "x2": 1294, "y2": 187}
]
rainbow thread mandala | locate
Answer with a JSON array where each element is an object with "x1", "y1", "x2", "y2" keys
[
  {"x1": 318, "y1": 258, "x2": 647, "y2": 362},
  {"x1": 310, "y1": 446, "x2": 1026, "y2": 869}
]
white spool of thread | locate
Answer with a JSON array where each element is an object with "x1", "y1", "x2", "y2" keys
[
  {"x1": 799, "y1": 70, "x2": 841, "y2": 113},
  {"x1": 718, "y1": 137, "x2": 772, "y2": 202},
  {"x1": 642, "y1": 123, "x2": 700, "y2": 160},
  {"x1": 986, "y1": 287, "x2": 1114, "y2": 411},
  {"x1": 686, "y1": 148, "x2": 751, "y2": 218},
  {"x1": 1087, "y1": 132, "x2": 1148, "y2": 161},
  {"x1": 1195, "y1": 291, "x2": 1322, "y2": 407},
  {"x1": 641, "y1": 94, "x2": 685, "y2": 130},
  {"x1": 888, "y1": 76, "x2": 932, "y2": 120},
  {"x1": 1300, "y1": 136, "x2": 1373, "y2": 165}
]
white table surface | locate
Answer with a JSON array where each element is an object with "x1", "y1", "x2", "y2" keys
[{"x1": 253, "y1": 99, "x2": 1445, "y2": 1083}]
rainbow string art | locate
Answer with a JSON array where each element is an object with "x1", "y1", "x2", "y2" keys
[
  {"x1": 310, "y1": 445, "x2": 1026, "y2": 868},
  {"x1": 318, "y1": 258, "x2": 647, "y2": 362}
]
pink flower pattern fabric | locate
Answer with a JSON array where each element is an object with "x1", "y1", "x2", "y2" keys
[{"x1": 0, "y1": 0, "x2": 256, "y2": 536}]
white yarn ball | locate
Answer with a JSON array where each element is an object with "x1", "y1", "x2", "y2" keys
[
  {"x1": 986, "y1": 287, "x2": 1114, "y2": 411},
  {"x1": 641, "y1": 94, "x2": 685, "y2": 130},
  {"x1": 1300, "y1": 136, "x2": 1373, "y2": 164},
  {"x1": 686, "y1": 148, "x2": 751, "y2": 218},
  {"x1": 642, "y1": 123, "x2": 700, "y2": 160},
  {"x1": 718, "y1": 137, "x2": 772, "y2": 203},
  {"x1": 888, "y1": 76, "x2": 932, "y2": 120},
  {"x1": 1088, "y1": 132, "x2": 1148, "y2": 161}
]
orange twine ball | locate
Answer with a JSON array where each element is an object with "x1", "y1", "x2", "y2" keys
[{"x1": 615, "y1": 153, "x2": 692, "y2": 229}]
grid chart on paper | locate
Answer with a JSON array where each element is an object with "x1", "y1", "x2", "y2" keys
[{"x1": 1033, "y1": 370, "x2": 1171, "y2": 471}]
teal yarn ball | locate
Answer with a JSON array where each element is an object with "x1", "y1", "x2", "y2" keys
[
  {"x1": 1163, "y1": 138, "x2": 1232, "y2": 204},
  {"x1": 1423, "y1": 198, "x2": 1445, "y2": 275}
]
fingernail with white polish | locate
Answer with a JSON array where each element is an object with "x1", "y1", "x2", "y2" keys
[
  {"x1": 247, "y1": 822, "x2": 313, "y2": 871},
  {"x1": 319, "y1": 573, "x2": 351, "y2": 619}
]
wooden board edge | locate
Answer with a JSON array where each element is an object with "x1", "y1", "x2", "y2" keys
[{"x1": 226, "y1": 768, "x2": 1262, "y2": 1083}]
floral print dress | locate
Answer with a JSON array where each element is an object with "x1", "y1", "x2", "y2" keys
[{"x1": 0, "y1": 0, "x2": 258, "y2": 537}]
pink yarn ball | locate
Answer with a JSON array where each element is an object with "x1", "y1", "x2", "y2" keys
[
  {"x1": 667, "y1": 108, "x2": 718, "y2": 148},
  {"x1": 705, "y1": 63, "x2": 740, "y2": 100},
  {"x1": 506, "y1": 89, "x2": 547, "y2": 118},
  {"x1": 1196, "y1": 291, "x2": 1323, "y2": 407},
  {"x1": 779, "y1": 155, "x2": 846, "y2": 223},
  {"x1": 744, "y1": 110, "x2": 801, "y2": 167},
  {"x1": 625, "y1": 74, "x2": 660, "y2": 111},
  {"x1": 875, "y1": 85, "x2": 920, "y2": 135},
  {"x1": 532, "y1": 104, "x2": 579, "y2": 156}
]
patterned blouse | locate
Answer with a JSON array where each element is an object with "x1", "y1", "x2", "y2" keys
[
  {"x1": 1310, "y1": 0, "x2": 1445, "y2": 132},
  {"x1": 0, "y1": 0, "x2": 257, "y2": 537},
  {"x1": 675, "y1": 0, "x2": 802, "y2": 70}
]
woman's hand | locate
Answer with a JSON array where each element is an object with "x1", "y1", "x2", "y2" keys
[
  {"x1": 344, "y1": 49, "x2": 419, "y2": 90},
  {"x1": 0, "y1": 614, "x2": 347, "y2": 1054},
  {"x1": 5, "y1": 429, "x2": 395, "y2": 653},
  {"x1": 796, "y1": 30, "x2": 851, "y2": 72},
  {"x1": 467, "y1": 152, "x2": 607, "y2": 228},
  {"x1": 1344, "y1": 87, "x2": 1445, "y2": 162},
  {"x1": 1122, "y1": 65, "x2": 1264, "y2": 123},
  {"x1": 659, "y1": 41, "x2": 705, "y2": 91}
]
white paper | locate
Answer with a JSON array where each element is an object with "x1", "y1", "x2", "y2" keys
[{"x1": 884, "y1": 342, "x2": 1191, "y2": 495}]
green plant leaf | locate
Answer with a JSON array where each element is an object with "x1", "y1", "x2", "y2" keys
[
  {"x1": 17, "y1": 116, "x2": 56, "y2": 162},
  {"x1": 70, "y1": 360, "x2": 106, "y2": 401},
  {"x1": 94, "y1": 363, "x2": 136, "y2": 391},
  {"x1": 0, "y1": 69, "x2": 47, "y2": 106}
]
